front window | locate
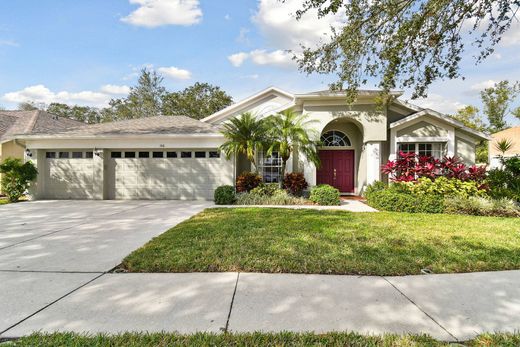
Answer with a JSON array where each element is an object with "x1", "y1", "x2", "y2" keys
[
  {"x1": 321, "y1": 130, "x2": 351, "y2": 147},
  {"x1": 258, "y1": 151, "x2": 282, "y2": 183},
  {"x1": 398, "y1": 143, "x2": 446, "y2": 159}
]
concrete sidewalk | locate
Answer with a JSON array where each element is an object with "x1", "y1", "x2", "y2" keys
[{"x1": 2, "y1": 270, "x2": 520, "y2": 342}]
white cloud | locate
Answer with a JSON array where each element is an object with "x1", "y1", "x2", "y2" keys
[
  {"x1": 228, "y1": 49, "x2": 295, "y2": 68},
  {"x1": 228, "y1": 52, "x2": 249, "y2": 67},
  {"x1": 0, "y1": 39, "x2": 19, "y2": 47},
  {"x1": 501, "y1": 20, "x2": 520, "y2": 46},
  {"x1": 252, "y1": 0, "x2": 343, "y2": 50},
  {"x1": 2, "y1": 85, "x2": 113, "y2": 107},
  {"x1": 121, "y1": 0, "x2": 202, "y2": 28},
  {"x1": 236, "y1": 27, "x2": 250, "y2": 44},
  {"x1": 470, "y1": 80, "x2": 496, "y2": 91},
  {"x1": 100, "y1": 84, "x2": 131, "y2": 95},
  {"x1": 241, "y1": 74, "x2": 260, "y2": 79},
  {"x1": 411, "y1": 93, "x2": 466, "y2": 114},
  {"x1": 224, "y1": 14, "x2": 231, "y2": 21},
  {"x1": 249, "y1": 49, "x2": 295, "y2": 68},
  {"x1": 157, "y1": 66, "x2": 192, "y2": 80}
]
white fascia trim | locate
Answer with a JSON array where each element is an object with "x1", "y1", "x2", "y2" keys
[
  {"x1": 294, "y1": 91, "x2": 403, "y2": 99},
  {"x1": 14, "y1": 133, "x2": 224, "y2": 141},
  {"x1": 396, "y1": 136, "x2": 449, "y2": 143},
  {"x1": 201, "y1": 86, "x2": 295, "y2": 123},
  {"x1": 256, "y1": 101, "x2": 296, "y2": 119},
  {"x1": 390, "y1": 109, "x2": 491, "y2": 140},
  {"x1": 391, "y1": 99, "x2": 424, "y2": 113}
]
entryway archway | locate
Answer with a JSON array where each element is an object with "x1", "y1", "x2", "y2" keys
[{"x1": 316, "y1": 118, "x2": 363, "y2": 194}]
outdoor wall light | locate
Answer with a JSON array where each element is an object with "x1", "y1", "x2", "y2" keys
[{"x1": 25, "y1": 149, "x2": 33, "y2": 157}]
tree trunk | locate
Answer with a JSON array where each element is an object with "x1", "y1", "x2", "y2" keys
[{"x1": 280, "y1": 158, "x2": 288, "y2": 188}]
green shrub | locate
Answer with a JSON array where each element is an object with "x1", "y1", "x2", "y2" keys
[
  {"x1": 0, "y1": 158, "x2": 38, "y2": 203},
  {"x1": 405, "y1": 177, "x2": 486, "y2": 199},
  {"x1": 444, "y1": 196, "x2": 520, "y2": 218},
  {"x1": 236, "y1": 172, "x2": 262, "y2": 193},
  {"x1": 250, "y1": 183, "x2": 280, "y2": 197},
  {"x1": 235, "y1": 189, "x2": 307, "y2": 205},
  {"x1": 366, "y1": 189, "x2": 444, "y2": 213},
  {"x1": 214, "y1": 185, "x2": 236, "y2": 205},
  {"x1": 363, "y1": 181, "x2": 387, "y2": 198},
  {"x1": 487, "y1": 159, "x2": 520, "y2": 203},
  {"x1": 282, "y1": 172, "x2": 308, "y2": 196},
  {"x1": 309, "y1": 184, "x2": 341, "y2": 206},
  {"x1": 503, "y1": 156, "x2": 520, "y2": 176}
]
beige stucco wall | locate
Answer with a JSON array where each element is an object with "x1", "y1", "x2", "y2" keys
[
  {"x1": 303, "y1": 103, "x2": 387, "y2": 141},
  {"x1": 397, "y1": 121, "x2": 448, "y2": 138},
  {"x1": 212, "y1": 93, "x2": 293, "y2": 125},
  {"x1": 0, "y1": 140, "x2": 25, "y2": 161},
  {"x1": 455, "y1": 135, "x2": 476, "y2": 165},
  {"x1": 489, "y1": 127, "x2": 520, "y2": 157}
]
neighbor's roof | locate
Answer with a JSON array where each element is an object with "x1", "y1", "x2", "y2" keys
[
  {"x1": 0, "y1": 110, "x2": 84, "y2": 143},
  {"x1": 20, "y1": 116, "x2": 221, "y2": 139},
  {"x1": 490, "y1": 126, "x2": 520, "y2": 156}
]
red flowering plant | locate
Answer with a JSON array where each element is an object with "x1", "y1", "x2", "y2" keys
[{"x1": 382, "y1": 151, "x2": 487, "y2": 187}]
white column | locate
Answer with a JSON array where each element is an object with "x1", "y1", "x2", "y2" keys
[
  {"x1": 28, "y1": 149, "x2": 45, "y2": 200},
  {"x1": 366, "y1": 141, "x2": 381, "y2": 184},
  {"x1": 92, "y1": 149, "x2": 105, "y2": 200},
  {"x1": 389, "y1": 128, "x2": 397, "y2": 161},
  {"x1": 301, "y1": 154, "x2": 316, "y2": 187},
  {"x1": 447, "y1": 127, "x2": 456, "y2": 157}
]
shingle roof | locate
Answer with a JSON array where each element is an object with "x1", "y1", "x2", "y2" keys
[
  {"x1": 0, "y1": 110, "x2": 84, "y2": 142},
  {"x1": 28, "y1": 115, "x2": 220, "y2": 137}
]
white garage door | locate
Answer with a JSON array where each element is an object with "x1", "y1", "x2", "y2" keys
[
  {"x1": 43, "y1": 150, "x2": 95, "y2": 199},
  {"x1": 108, "y1": 149, "x2": 233, "y2": 200}
]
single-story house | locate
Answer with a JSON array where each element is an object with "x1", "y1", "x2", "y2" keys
[
  {"x1": 489, "y1": 126, "x2": 520, "y2": 169},
  {"x1": 14, "y1": 87, "x2": 490, "y2": 200},
  {"x1": 0, "y1": 110, "x2": 83, "y2": 185}
]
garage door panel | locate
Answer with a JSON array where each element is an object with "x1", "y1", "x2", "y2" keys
[
  {"x1": 109, "y1": 151, "x2": 233, "y2": 200},
  {"x1": 44, "y1": 158, "x2": 95, "y2": 199}
]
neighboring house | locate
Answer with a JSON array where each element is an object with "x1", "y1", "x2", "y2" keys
[
  {"x1": 0, "y1": 110, "x2": 84, "y2": 185},
  {"x1": 14, "y1": 87, "x2": 489, "y2": 200},
  {"x1": 489, "y1": 127, "x2": 520, "y2": 169}
]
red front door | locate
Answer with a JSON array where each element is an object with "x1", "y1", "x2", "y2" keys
[{"x1": 317, "y1": 150, "x2": 355, "y2": 193}]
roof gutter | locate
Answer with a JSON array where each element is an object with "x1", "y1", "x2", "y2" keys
[{"x1": 15, "y1": 133, "x2": 225, "y2": 141}]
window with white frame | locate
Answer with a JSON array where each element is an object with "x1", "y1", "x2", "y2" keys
[
  {"x1": 398, "y1": 143, "x2": 446, "y2": 159},
  {"x1": 258, "y1": 151, "x2": 282, "y2": 183}
]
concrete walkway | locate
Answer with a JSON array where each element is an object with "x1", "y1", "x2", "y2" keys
[
  {"x1": 2, "y1": 270, "x2": 520, "y2": 341},
  {"x1": 215, "y1": 199, "x2": 378, "y2": 212}
]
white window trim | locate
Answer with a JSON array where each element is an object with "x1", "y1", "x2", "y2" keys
[
  {"x1": 257, "y1": 151, "x2": 283, "y2": 183},
  {"x1": 397, "y1": 142, "x2": 447, "y2": 159}
]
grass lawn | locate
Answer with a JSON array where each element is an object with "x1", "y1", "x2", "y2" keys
[
  {"x1": 7, "y1": 332, "x2": 520, "y2": 346},
  {"x1": 122, "y1": 208, "x2": 520, "y2": 276},
  {"x1": 0, "y1": 198, "x2": 8, "y2": 205}
]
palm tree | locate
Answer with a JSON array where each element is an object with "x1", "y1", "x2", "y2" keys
[
  {"x1": 494, "y1": 138, "x2": 514, "y2": 156},
  {"x1": 265, "y1": 110, "x2": 321, "y2": 177},
  {"x1": 219, "y1": 112, "x2": 267, "y2": 171}
]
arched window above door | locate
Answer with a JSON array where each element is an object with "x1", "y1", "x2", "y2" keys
[{"x1": 320, "y1": 130, "x2": 352, "y2": 147}]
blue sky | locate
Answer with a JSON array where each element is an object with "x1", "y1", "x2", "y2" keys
[{"x1": 0, "y1": 0, "x2": 519, "y2": 125}]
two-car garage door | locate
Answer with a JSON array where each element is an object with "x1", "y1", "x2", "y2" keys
[{"x1": 42, "y1": 149, "x2": 233, "y2": 200}]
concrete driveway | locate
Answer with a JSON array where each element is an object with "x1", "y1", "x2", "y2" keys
[{"x1": 0, "y1": 200, "x2": 212, "y2": 335}]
